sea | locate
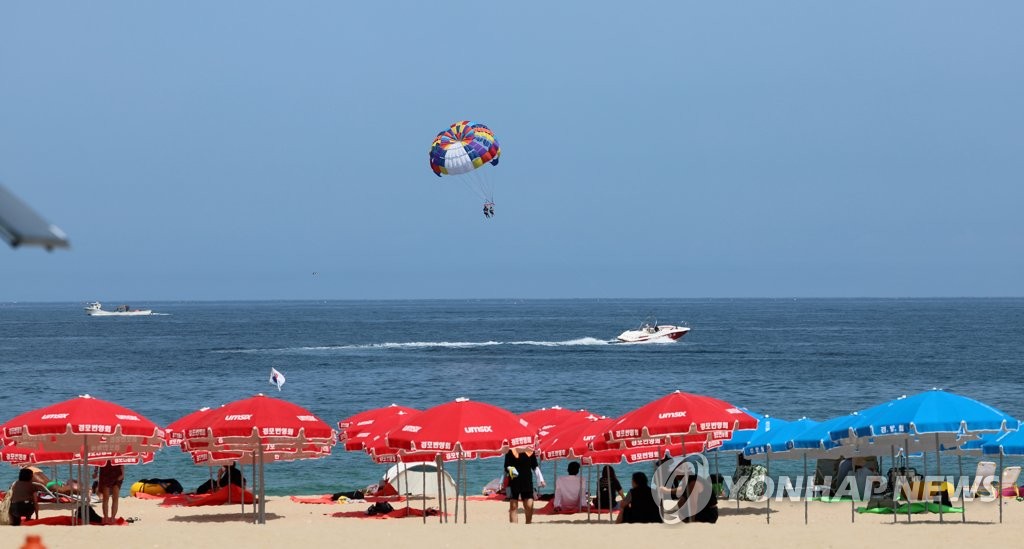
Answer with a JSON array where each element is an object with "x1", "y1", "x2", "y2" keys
[{"x1": 1, "y1": 298, "x2": 1023, "y2": 496}]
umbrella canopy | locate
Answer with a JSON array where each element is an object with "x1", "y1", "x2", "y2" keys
[
  {"x1": 538, "y1": 416, "x2": 613, "y2": 460},
  {"x1": 385, "y1": 398, "x2": 535, "y2": 453},
  {"x1": 340, "y1": 406, "x2": 421, "y2": 452},
  {"x1": 182, "y1": 394, "x2": 335, "y2": 448},
  {"x1": 787, "y1": 414, "x2": 860, "y2": 457},
  {"x1": 339, "y1": 404, "x2": 419, "y2": 442},
  {"x1": 829, "y1": 390, "x2": 1016, "y2": 446},
  {"x1": 713, "y1": 409, "x2": 769, "y2": 453},
  {"x1": 743, "y1": 418, "x2": 816, "y2": 458},
  {"x1": 165, "y1": 407, "x2": 214, "y2": 447},
  {"x1": 520, "y1": 406, "x2": 594, "y2": 435},
  {"x1": 1, "y1": 394, "x2": 163, "y2": 453},
  {"x1": 982, "y1": 430, "x2": 1024, "y2": 456},
  {"x1": 603, "y1": 390, "x2": 758, "y2": 442},
  {"x1": 0, "y1": 183, "x2": 70, "y2": 250}
]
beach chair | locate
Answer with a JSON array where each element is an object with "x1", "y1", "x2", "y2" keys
[
  {"x1": 997, "y1": 466, "x2": 1021, "y2": 497},
  {"x1": 32, "y1": 483, "x2": 80, "y2": 519},
  {"x1": 972, "y1": 461, "x2": 997, "y2": 497}
]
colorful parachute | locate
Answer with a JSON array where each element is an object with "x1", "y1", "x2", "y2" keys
[{"x1": 429, "y1": 121, "x2": 501, "y2": 205}]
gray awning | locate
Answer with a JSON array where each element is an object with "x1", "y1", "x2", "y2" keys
[{"x1": 0, "y1": 183, "x2": 70, "y2": 250}]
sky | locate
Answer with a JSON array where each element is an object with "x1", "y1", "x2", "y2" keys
[{"x1": 2, "y1": 1, "x2": 1022, "y2": 300}]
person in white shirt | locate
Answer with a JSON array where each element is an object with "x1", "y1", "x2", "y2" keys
[{"x1": 553, "y1": 461, "x2": 587, "y2": 512}]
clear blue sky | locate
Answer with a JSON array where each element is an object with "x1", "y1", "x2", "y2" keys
[{"x1": 2, "y1": 1, "x2": 1022, "y2": 300}]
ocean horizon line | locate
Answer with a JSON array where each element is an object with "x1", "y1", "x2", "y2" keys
[{"x1": 3, "y1": 296, "x2": 1024, "y2": 305}]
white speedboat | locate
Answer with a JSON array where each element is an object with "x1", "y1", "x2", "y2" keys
[
  {"x1": 84, "y1": 302, "x2": 153, "y2": 317},
  {"x1": 616, "y1": 320, "x2": 690, "y2": 343}
]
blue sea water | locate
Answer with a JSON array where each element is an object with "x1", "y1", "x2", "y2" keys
[{"x1": 1, "y1": 299, "x2": 1023, "y2": 495}]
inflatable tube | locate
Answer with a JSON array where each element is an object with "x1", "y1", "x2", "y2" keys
[{"x1": 130, "y1": 481, "x2": 167, "y2": 497}]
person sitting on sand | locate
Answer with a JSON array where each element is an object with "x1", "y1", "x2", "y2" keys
[
  {"x1": 553, "y1": 461, "x2": 586, "y2": 512},
  {"x1": 7, "y1": 468, "x2": 43, "y2": 526},
  {"x1": 662, "y1": 461, "x2": 718, "y2": 524},
  {"x1": 594, "y1": 465, "x2": 624, "y2": 510},
  {"x1": 616, "y1": 472, "x2": 662, "y2": 524}
]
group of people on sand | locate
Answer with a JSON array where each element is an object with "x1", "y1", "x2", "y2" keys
[
  {"x1": 501, "y1": 447, "x2": 720, "y2": 525},
  {"x1": 4, "y1": 462, "x2": 124, "y2": 526}
]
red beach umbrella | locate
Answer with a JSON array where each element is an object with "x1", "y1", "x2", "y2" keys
[
  {"x1": 179, "y1": 394, "x2": 336, "y2": 525},
  {"x1": 0, "y1": 394, "x2": 163, "y2": 523},
  {"x1": 538, "y1": 416, "x2": 613, "y2": 460},
  {"x1": 339, "y1": 404, "x2": 419, "y2": 443},
  {"x1": 1, "y1": 394, "x2": 163, "y2": 453},
  {"x1": 603, "y1": 390, "x2": 758, "y2": 442},
  {"x1": 164, "y1": 407, "x2": 214, "y2": 447},
  {"x1": 520, "y1": 406, "x2": 595, "y2": 435},
  {"x1": 385, "y1": 398, "x2": 535, "y2": 453},
  {"x1": 340, "y1": 406, "x2": 421, "y2": 452},
  {"x1": 183, "y1": 394, "x2": 335, "y2": 446}
]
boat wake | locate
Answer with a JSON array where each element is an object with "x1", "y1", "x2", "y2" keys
[{"x1": 216, "y1": 337, "x2": 612, "y2": 354}]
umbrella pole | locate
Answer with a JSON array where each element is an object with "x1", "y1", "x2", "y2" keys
[
  {"x1": 81, "y1": 435, "x2": 88, "y2": 526},
  {"x1": 258, "y1": 445, "x2": 266, "y2": 525},
  {"x1": 454, "y1": 458, "x2": 460, "y2": 524},
  {"x1": 435, "y1": 456, "x2": 444, "y2": 524},
  {"x1": 803, "y1": 453, "x2": 808, "y2": 525},
  {"x1": 890, "y1": 445, "x2": 897, "y2": 523},
  {"x1": 606, "y1": 465, "x2": 613, "y2": 524},
  {"x1": 463, "y1": 456, "x2": 468, "y2": 524},
  {"x1": 422, "y1": 462, "x2": 426, "y2": 525},
  {"x1": 250, "y1": 459, "x2": 256, "y2": 518},
  {"x1": 936, "y1": 433, "x2": 943, "y2": 523},
  {"x1": 905, "y1": 437, "x2": 912, "y2": 523},
  {"x1": 766, "y1": 453, "x2": 771, "y2": 524},
  {"x1": 999, "y1": 449, "x2": 1003, "y2": 524},
  {"x1": 958, "y1": 453, "x2": 965, "y2": 523},
  {"x1": 586, "y1": 463, "x2": 592, "y2": 522}
]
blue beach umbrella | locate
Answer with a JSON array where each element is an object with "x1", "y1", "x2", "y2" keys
[
  {"x1": 716, "y1": 409, "x2": 771, "y2": 453},
  {"x1": 789, "y1": 414, "x2": 860, "y2": 456},
  {"x1": 982, "y1": 430, "x2": 1024, "y2": 457},
  {"x1": 829, "y1": 390, "x2": 1015, "y2": 445},
  {"x1": 829, "y1": 390, "x2": 1017, "y2": 524}
]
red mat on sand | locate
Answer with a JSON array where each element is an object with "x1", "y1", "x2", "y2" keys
[
  {"x1": 158, "y1": 485, "x2": 255, "y2": 507},
  {"x1": 331, "y1": 507, "x2": 443, "y2": 519},
  {"x1": 290, "y1": 495, "x2": 334, "y2": 504},
  {"x1": 467, "y1": 493, "x2": 507, "y2": 501},
  {"x1": 22, "y1": 516, "x2": 127, "y2": 526}
]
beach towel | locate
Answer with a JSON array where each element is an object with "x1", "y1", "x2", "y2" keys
[
  {"x1": 21, "y1": 516, "x2": 128, "y2": 526},
  {"x1": 290, "y1": 494, "x2": 336, "y2": 504},
  {"x1": 467, "y1": 493, "x2": 507, "y2": 502},
  {"x1": 857, "y1": 503, "x2": 963, "y2": 514},
  {"x1": 330, "y1": 507, "x2": 443, "y2": 519}
]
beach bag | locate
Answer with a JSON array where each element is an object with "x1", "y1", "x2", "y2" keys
[
  {"x1": 74, "y1": 505, "x2": 103, "y2": 524},
  {"x1": 735, "y1": 465, "x2": 767, "y2": 501},
  {"x1": 0, "y1": 485, "x2": 12, "y2": 526},
  {"x1": 366, "y1": 501, "x2": 394, "y2": 516}
]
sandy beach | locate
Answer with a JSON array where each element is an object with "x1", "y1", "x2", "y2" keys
[{"x1": 12, "y1": 495, "x2": 1024, "y2": 549}]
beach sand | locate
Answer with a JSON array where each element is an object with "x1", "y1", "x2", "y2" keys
[{"x1": 11, "y1": 495, "x2": 1024, "y2": 548}]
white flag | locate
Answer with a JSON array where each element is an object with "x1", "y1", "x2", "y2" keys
[{"x1": 269, "y1": 368, "x2": 285, "y2": 391}]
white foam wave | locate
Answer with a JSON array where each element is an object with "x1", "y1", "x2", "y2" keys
[{"x1": 216, "y1": 337, "x2": 612, "y2": 354}]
